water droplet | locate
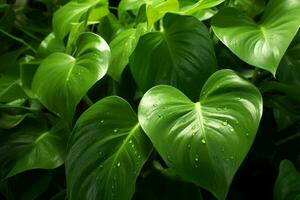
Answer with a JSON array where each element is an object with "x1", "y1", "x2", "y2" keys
[
  {"x1": 202, "y1": 91, "x2": 206, "y2": 95},
  {"x1": 194, "y1": 164, "x2": 198, "y2": 168},
  {"x1": 230, "y1": 156, "x2": 234, "y2": 160},
  {"x1": 99, "y1": 164, "x2": 103, "y2": 168},
  {"x1": 117, "y1": 162, "x2": 121, "y2": 167},
  {"x1": 192, "y1": 132, "x2": 196, "y2": 136},
  {"x1": 245, "y1": 133, "x2": 250, "y2": 137},
  {"x1": 100, "y1": 120, "x2": 104, "y2": 123},
  {"x1": 201, "y1": 138, "x2": 206, "y2": 144},
  {"x1": 222, "y1": 121, "x2": 228, "y2": 126},
  {"x1": 216, "y1": 85, "x2": 220, "y2": 89},
  {"x1": 237, "y1": 97, "x2": 242, "y2": 100},
  {"x1": 99, "y1": 151, "x2": 103, "y2": 155},
  {"x1": 131, "y1": 144, "x2": 135, "y2": 148},
  {"x1": 129, "y1": 140, "x2": 132, "y2": 144},
  {"x1": 229, "y1": 127, "x2": 234, "y2": 132},
  {"x1": 138, "y1": 155, "x2": 141, "y2": 159},
  {"x1": 113, "y1": 129, "x2": 118, "y2": 133},
  {"x1": 111, "y1": 185, "x2": 115, "y2": 189},
  {"x1": 216, "y1": 107, "x2": 222, "y2": 111},
  {"x1": 195, "y1": 157, "x2": 199, "y2": 162},
  {"x1": 187, "y1": 144, "x2": 191, "y2": 149}
]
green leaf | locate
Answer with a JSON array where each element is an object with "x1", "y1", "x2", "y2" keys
[
  {"x1": 180, "y1": 0, "x2": 225, "y2": 15},
  {"x1": 0, "y1": 112, "x2": 33, "y2": 129},
  {"x1": 274, "y1": 160, "x2": 300, "y2": 200},
  {"x1": 130, "y1": 13, "x2": 217, "y2": 100},
  {"x1": 0, "y1": 50, "x2": 27, "y2": 103},
  {"x1": 37, "y1": 33, "x2": 65, "y2": 58},
  {"x1": 97, "y1": 13, "x2": 123, "y2": 43},
  {"x1": 66, "y1": 96, "x2": 152, "y2": 200},
  {"x1": 86, "y1": 0, "x2": 109, "y2": 24},
  {"x1": 20, "y1": 56, "x2": 41, "y2": 98},
  {"x1": 227, "y1": 0, "x2": 266, "y2": 18},
  {"x1": 118, "y1": 0, "x2": 179, "y2": 26},
  {"x1": 277, "y1": 31, "x2": 300, "y2": 87},
  {"x1": 212, "y1": 0, "x2": 300, "y2": 75},
  {"x1": 0, "y1": 119, "x2": 68, "y2": 179},
  {"x1": 146, "y1": 0, "x2": 179, "y2": 27},
  {"x1": 108, "y1": 24, "x2": 147, "y2": 81},
  {"x1": 32, "y1": 32, "x2": 110, "y2": 121},
  {"x1": 53, "y1": 1, "x2": 97, "y2": 40},
  {"x1": 138, "y1": 69, "x2": 263, "y2": 200}
]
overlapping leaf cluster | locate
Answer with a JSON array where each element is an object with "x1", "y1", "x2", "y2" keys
[{"x1": 0, "y1": 0, "x2": 300, "y2": 200}]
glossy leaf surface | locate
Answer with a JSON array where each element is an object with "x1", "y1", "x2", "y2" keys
[
  {"x1": 53, "y1": 1, "x2": 97, "y2": 40},
  {"x1": 0, "y1": 119, "x2": 67, "y2": 179},
  {"x1": 66, "y1": 96, "x2": 152, "y2": 200},
  {"x1": 108, "y1": 25, "x2": 146, "y2": 81},
  {"x1": 212, "y1": 0, "x2": 300, "y2": 75},
  {"x1": 32, "y1": 33, "x2": 110, "y2": 121},
  {"x1": 130, "y1": 13, "x2": 217, "y2": 100},
  {"x1": 138, "y1": 69, "x2": 263, "y2": 200}
]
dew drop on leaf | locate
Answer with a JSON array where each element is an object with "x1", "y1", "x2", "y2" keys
[
  {"x1": 117, "y1": 162, "x2": 121, "y2": 167},
  {"x1": 113, "y1": 129, "x2": 118, "y2": 133},
  {"x1": 222, "y1": 121, "x2": 228, "y2": 126},
  {"x1": 201, "y1": 138, "x2": 206, "y2": 144}
]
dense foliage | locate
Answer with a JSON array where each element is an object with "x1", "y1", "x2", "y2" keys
[{"x1": 0, "y1": 0, "x2": 300, "y2": 199}]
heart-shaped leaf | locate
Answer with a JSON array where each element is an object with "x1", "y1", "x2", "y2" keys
[
  {"x1": 130, "y1": 13, "x2": 217, "y2": 100},
  {"x1": 212, "y1": 0, "x2": 300, "y2": 75},
  {"x1": 138, "y1": 69, "x2": 263, "y2": 200},
  {"x1": 274, "y1": 160, "x2": 300, "y2": 200},
  {"x1": 32, "y1": 32, "x2": 110, "y2": 121},
  {"x1": 0, "y1": 119, "x2": 68, "y2": 179},
  {"x1": 66, "y1": 96, "x2": 152, "y2": 200}
]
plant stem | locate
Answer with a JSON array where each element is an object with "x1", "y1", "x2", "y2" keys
[
  {"x1": 0, "y1": 28, "x2": 37, "y2": 53},
  {"x1": 83, "y1": 95, "x2": 93, "y2": 107},
  {"x1": 275, "y1": 132, "x2": 300, "y2": 146}
]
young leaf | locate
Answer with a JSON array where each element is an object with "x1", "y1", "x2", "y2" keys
[
  {"x1": 130, "y1": 13, "x2": 217, "y2": 100},
  {"x1": 32, "y1": 32, "x2": 110, "y2": 121},
  {"x1": 66, "y1": 96, "x2": 152, "y2": 200},
  {"x1": 108, "y1": 24, "x2": 147, "y2": 81},
  {"x1": 212, "y1": 0, "x2": 300, "y2": 75},
  {"x1": 53, "y1": 1, "x2": 97, "y2": 40},
  {"x1": 180, "y1": 0, "x2": 225, "y2": 15},
  {"x1": 274, "y1": 160, "x2": 300, "y2": 200},
  {"x1": 138, "y1": 69, "x2": 263, "y2": 200},
  {"x1": 118, "y1": 0, "x2": 179, "y2": 26},
  {"x1": 0, "y1": 119, "x2": 68, "y2": 179}
]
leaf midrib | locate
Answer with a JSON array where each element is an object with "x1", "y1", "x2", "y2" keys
[{"x1": 106, "y1": 123, "x2": 141, "y2": 189}]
